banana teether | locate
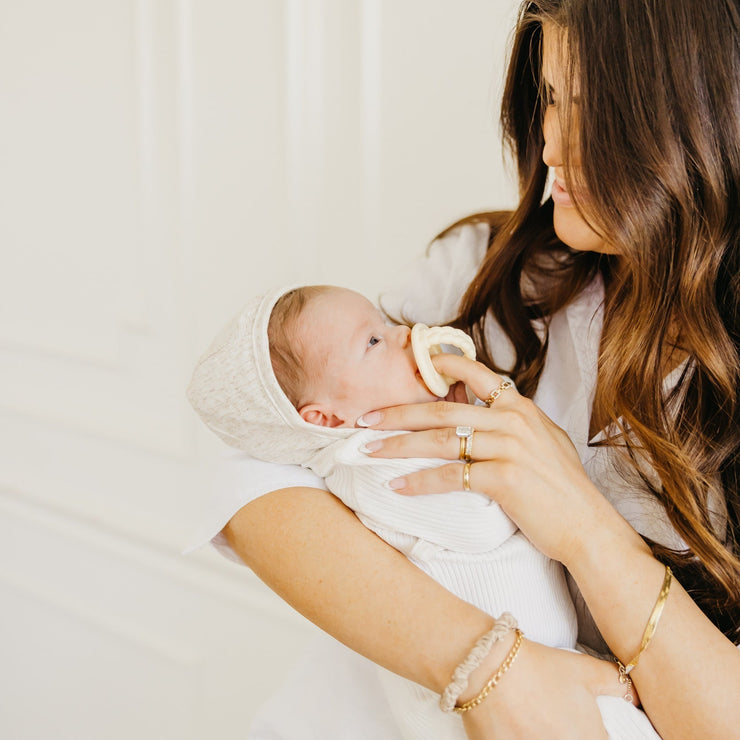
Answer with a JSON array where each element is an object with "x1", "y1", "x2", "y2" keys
[{"x1": 411, "y1": 323, "x2": 476, "y2": 397}]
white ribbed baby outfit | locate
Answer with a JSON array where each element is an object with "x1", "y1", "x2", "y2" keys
[
  {"x1": 309, "y1": 429, "x2": 580, "y2": 739},
  {"x1": 310, "y1": 429, "x2": 575, "y2": 645}
]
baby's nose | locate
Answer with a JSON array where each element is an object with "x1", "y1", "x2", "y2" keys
[{"x1": 396, "y1": 324, "x2": 411, "y2": 347}]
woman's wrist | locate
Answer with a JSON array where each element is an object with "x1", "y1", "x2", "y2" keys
[
  {"x1": 558, "y1": 474, "x2": 652, "y2": 575},
  {"x1": 561, "y1": 498, "x2": 673, "y2": 668},
  {"x1": 566, "y1": 503, "x2": 653, "y2": 579},
  {"x1": 455, "y1": 627, "x2": 521, "y2": 707},
  {"x1": 439, "y1": 613, "x2": 518, "y2": 712},
  {"x1": 455, "y1": 629, "x2": 524, "y2": 713}
]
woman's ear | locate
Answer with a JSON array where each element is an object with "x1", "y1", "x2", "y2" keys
[{"x1": 298, "y1": 403, "x2": 346, "y2": 428}]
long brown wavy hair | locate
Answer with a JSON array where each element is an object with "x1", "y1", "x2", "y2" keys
[{"x1": 454, "y1": 0, "x2": 740, "y2": 641}]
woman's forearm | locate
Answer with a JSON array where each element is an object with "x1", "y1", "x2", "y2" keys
[
  {"x1": 226, "y1": 486, "x2": 644, "y2": 738},
  {"x1": 223, "y1": 486, "x2": 503, "y2": 693},
  {"x1": 566, "y1": 503, "x2": 740, "y2": 739}
]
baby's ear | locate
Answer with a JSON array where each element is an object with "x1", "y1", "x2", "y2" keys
[{"x1": 298, "y1": 404, "x2": 346, "y2": 428}]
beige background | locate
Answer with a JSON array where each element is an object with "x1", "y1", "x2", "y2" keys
[{"x1": 0, "y1": 1, "x2": 519, "y2": 736}]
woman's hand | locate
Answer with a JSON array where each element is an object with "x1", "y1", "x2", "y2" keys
[
  {"x1": 460, "y1": 638, "x2": 635, "y2": 740},
  {"x1": 362, "y1": 353, "x2": 631, "y2": 566}
]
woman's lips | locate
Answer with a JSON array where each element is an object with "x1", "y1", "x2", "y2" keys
[{"x1": 551, "y1": 178, "x2": 573, "y2": 206}]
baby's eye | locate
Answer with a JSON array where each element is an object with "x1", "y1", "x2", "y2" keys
[{"x1": 368, "y1": 335, "x2": 382, "y2": 348}]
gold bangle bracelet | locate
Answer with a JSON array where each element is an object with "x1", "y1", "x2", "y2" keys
[
  {"x1": 454, "y1": 629, "x2": 524, "y2": 714},
  {"x1": 617, "y1": 565, "x2": 673, "y2": 677}
]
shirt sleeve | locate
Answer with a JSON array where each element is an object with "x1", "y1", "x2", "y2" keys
[
  {"x1": 378, "y1": 221, "x2": 491, "y2": 326},
  {"x1": 183, "y1": 451, "x2": 328, "y2": 563}
]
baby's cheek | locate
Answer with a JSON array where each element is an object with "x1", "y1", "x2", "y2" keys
[{"x1": 334, "y1": 373, "x2": 365, "y2": 402}]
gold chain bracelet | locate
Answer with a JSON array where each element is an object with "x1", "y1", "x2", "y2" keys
[{"x1": 454, "y1": 629, "x2": 524, "y2": 714}]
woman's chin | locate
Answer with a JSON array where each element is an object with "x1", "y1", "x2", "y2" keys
[{"x1": 553, "y1": 208, "x2": 613, "y2": 254}]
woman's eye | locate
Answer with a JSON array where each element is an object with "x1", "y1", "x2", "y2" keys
[{"x1": 368, "y1": 336, "x2": 381, "y2": 348}]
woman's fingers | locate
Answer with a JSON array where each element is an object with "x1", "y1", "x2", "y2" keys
[
  {"x1": 358, "y1": 354, "x2": 515, "y2": 431},
  {"x1": 388, "y1": 462, "x2": 477, "y2": 495},
  {"x1": 361, "y1": 399, "x2": 502, "y2": 432},
  {"x1": 444, "y1": 380, "x2": 469, "y2": 404},
  {"x1": 367, "y1": 423, "x2": 510, "y2": 461},
  {"x1": 366, "y1": 404, "x2": 550, "y2": 463},
  {"x1": 432, "y1": 353, "x2": 511, "y2": 405},
  {"x1": 387, "y1": 461, "x2": 514, "y2": 507}
]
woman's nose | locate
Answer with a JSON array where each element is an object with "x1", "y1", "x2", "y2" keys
[{"x1": 542, "y1": 105, "x2": 562, "y2": 168}]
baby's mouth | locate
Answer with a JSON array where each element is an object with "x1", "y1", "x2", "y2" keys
[{"x1": 415, "y1": 368, "x2": 442, "y2": 398}]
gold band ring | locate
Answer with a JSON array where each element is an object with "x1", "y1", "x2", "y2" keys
[
  {"x1": 485, "y1": 379, "x2": 513, "y2": 407},
  {"x1": 455, "y1": 425, "x2": 474, "y2": 462},
  {"x1": 462, "y1": 461, "x2": 472, "y2": 491}
]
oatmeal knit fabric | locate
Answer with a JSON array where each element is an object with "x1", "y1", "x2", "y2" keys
[{"x1": 186, "y1": 285, "x2": 354, "y2": 465}]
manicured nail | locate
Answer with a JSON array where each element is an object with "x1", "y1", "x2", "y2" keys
[
  {"x1": 357, "y1": 411, "x2": 383, "y2": 427},
  {"x1": 362, "y1": 439, "x2": 383, "y2": 453},
  {"x1": 388, "y1": 477, "x2": 407, "y2": 491}
]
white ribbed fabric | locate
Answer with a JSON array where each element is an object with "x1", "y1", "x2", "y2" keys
[
  {"x1": 310, "y1": 433, "x2": 586, "y2": 740},
  {"x1": 309, "y1": 431, "x2": 578, "y2": 652}
]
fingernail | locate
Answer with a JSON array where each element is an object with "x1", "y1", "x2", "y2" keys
[
  {"x1": 357, "y1": 411, "x2": 383, "y2": 427},
  {"x1": 362, "y1": 439, "x2": 383, "y2": 453},
  {"x1": 387, "y1": 477, "x2": 407, "y2": 491}
]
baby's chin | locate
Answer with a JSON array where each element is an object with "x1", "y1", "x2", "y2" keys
[
  {"x1": 407, "y1": 380, "x2": 442, "y2": 405},
  {"x1": 414, "y1": 371, "x2": 444, "y2": 402},
  {"x1": 351, "y1": 394, "x2": 441, "y2": 428}
]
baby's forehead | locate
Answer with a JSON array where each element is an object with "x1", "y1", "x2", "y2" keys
[
  {"x1": 295, "y1": 286, "x2": 379, "y2": 355},
  {"x1": 304, "y1": 286, "x2": 379, "y2": 324}
]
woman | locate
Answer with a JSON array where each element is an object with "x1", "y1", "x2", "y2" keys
[{"x1": 219, "y1": 0, "x2": 740, "y2": 736}]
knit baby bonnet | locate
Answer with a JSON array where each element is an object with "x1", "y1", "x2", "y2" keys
[{"x1": 186, "y1": 285, "x2": 354, "y2": 465}]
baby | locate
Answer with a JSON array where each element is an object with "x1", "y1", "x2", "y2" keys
[{"x1": 187, "y1": 284, "x2": 660, "y2": 740}]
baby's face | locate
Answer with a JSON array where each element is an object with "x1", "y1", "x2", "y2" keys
[{"x1": 296, "y1": 288, "x2": 439, "y2": 427}]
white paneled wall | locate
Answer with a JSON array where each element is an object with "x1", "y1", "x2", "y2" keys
[{"x1": 0, "y1": 1, "x2": 519, "y2": 737}]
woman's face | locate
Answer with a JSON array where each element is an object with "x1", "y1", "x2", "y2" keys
[{"x1": 541, "y1": 24, "x2": 617, "y2": 255}]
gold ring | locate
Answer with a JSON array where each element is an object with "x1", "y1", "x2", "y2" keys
[
  {"x1": 485, "y1": 379, "x2": 513, "y2": 407},
  {"x1": 464, "y1": 431, "x2": 474, "y2": 461},
  {"x1": 455, "y1": 425, "x2": 474, "y2": 462},
  {"x1": 462, "y1": 461, "x2": 472, "y2": 491}
]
